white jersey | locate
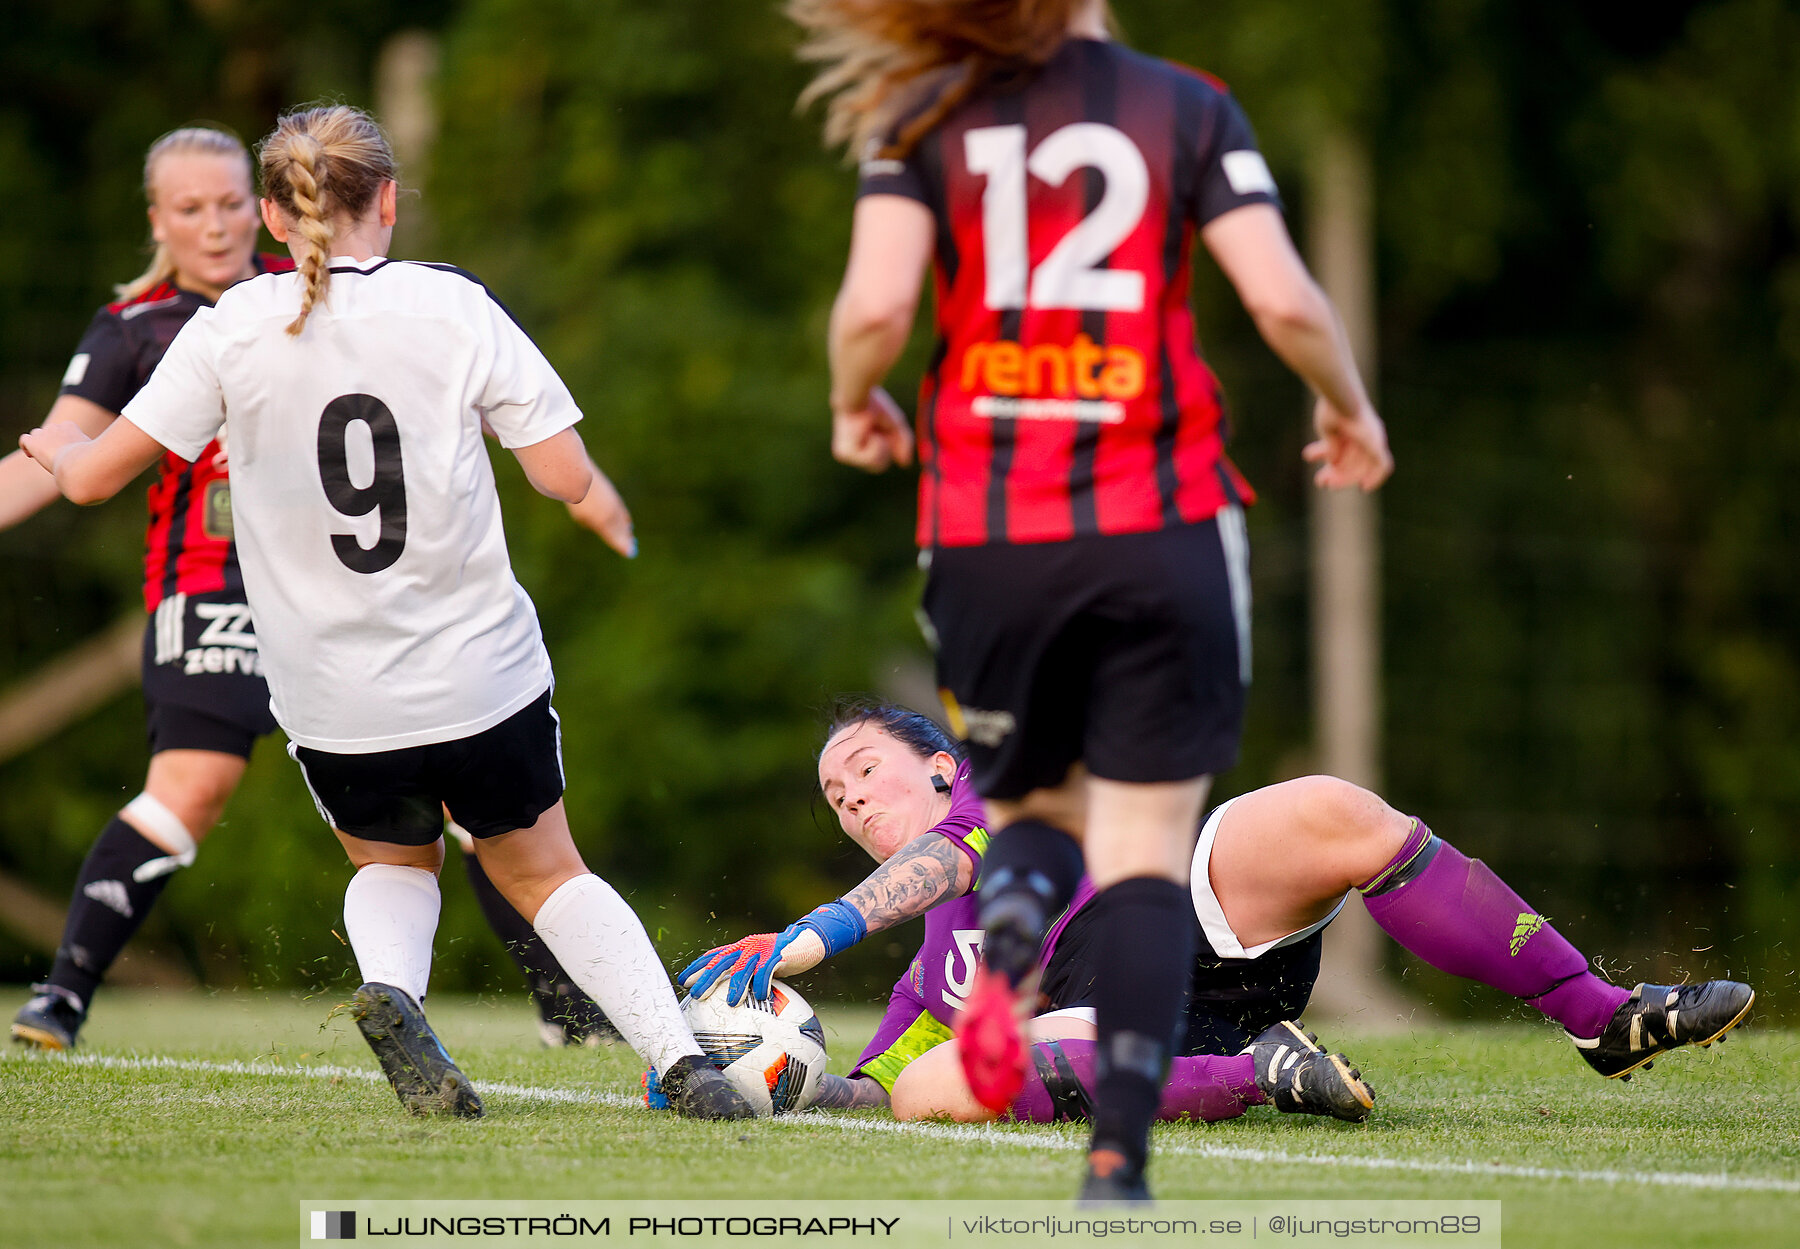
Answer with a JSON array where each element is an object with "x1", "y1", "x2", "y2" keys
[{"x1": 123, "y1": 256, "x2": 577, "y2": 753}]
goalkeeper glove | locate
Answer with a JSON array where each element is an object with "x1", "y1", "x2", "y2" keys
[{"x1": 679, "y1": 901, "x2": 868, "y2": 1005}]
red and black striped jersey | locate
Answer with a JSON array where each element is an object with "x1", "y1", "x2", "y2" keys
[
  {"x1": 58, "y1": 253, "x2": 294, "y2": 611},
  {"x1": 858, "y1": 38, "x2": 1274, "y2": 547}
]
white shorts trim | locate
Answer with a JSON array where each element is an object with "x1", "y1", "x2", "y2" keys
[
  {"x1": 1191, "y1": 796, "x2": 1349, "y2": 960},
  {"x1": 1035, "y1": 1007, "x2": 1096, "y2": 1026}
]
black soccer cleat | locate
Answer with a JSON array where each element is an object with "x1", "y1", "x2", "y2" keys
[
  {"x1": 350, "y1": 982, "x2": 484, "y2": 1118},
  {"x1": 1242, "y1": 1020, "x2": 1375, "y2": 1123},
  {"x1": 1078, "y1": 1149, "x2": 1151, "y2": 1204},
  {"x1": 1569, "y1": 980, "x2": 1755, "y2": 1080},
  {"x1": 660, "y1": 1054, "x2": 757, "y2": 1121},
  {"x1": 10, "y1": 985, "x2": 85, "y2": 1051},
  {"x1": 1031, "y1": 1039, "x2": 1095, "y2": 1122},
  {"x1": 979, "y1": 889, "x2": 1048, "y2": 990}
]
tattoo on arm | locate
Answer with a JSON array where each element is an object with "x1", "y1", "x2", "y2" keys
[
  {"x1": 809, "y1": 1074, "x2": 891, "y2": 1110},
  {"x1": 843, "y1": 834, "x2": 975, "y2": 934}
]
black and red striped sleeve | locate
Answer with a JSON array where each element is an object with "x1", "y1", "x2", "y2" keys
[{"x1": 58, "y1": 310, "x2": 136, "y2": 414}]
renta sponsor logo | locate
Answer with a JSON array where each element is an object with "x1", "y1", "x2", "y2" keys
[{"x1": 959, "y1": 334, "x2": 1145, "y2": 423}]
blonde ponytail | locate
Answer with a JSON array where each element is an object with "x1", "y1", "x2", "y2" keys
[
  {"x1": 115, "y1": 127, "x2": 251, "y2": 303},
  {"x1": 258, "y1": 105, "x2": 397, "y2": 336}
]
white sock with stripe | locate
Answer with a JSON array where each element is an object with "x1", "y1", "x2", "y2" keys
[
  {"x1": 343, "y1": 864, "x2": 440, "y2": 1004},
  {"x1": 531, "y1": 872, "x2": 701, "y2": 1074}
]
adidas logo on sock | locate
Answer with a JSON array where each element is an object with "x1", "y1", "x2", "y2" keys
[
  {"x1": 83, "y1": 879, "x2": 133, "y2": 919},
  {"x1": 1509, "y1": 912, "x2": 1545, "y2": 956}
]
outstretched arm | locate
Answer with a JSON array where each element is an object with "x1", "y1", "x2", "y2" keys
[
  {"x1": 485, "y1": 416, "x2": 634, "y2": 558},
  {"x1": 0, "y1": 396, "x2": 120, "y2": 529},
  {"x1": 841, "y1": 830, "x2": 976, "y2": 934},
  {"x1": 511, "y1": 427, "x2": 593, "y2": 505},
  {"x1": 572, "y1": 455, "x2": 644, "y2": 557},
  {"x1": 21, "y1": 415, "x2": 167, "y2": 506},
  {"x1": 562, "y1": 454, "x2": 635, "y2": 558},
  {"x1": 681, "y1": 831, "x2": 977, "y2": 1004},
  {"x1": 1202, "y1": 204, "x2": 1392, "y2": 492}
]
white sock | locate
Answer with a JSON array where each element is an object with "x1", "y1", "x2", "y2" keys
[
  {"x1": 343, "y1": 864, "x2": 440, "y2": 1004},
  {"x1": 532, "y1": 873, "x2": 701, "y2": 1074}
]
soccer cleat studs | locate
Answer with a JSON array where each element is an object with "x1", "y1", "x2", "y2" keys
[
  {"x1": 10, "y1": 985, "x2": 85, "y2": 1051},
  {"x1": 1242, "y1": 1020, "x2": 1375, "y2": 1123}
]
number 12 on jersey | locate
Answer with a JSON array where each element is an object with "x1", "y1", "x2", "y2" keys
[{"x1": 964, "y1": 122, "x2": 1150, "y2": 314}]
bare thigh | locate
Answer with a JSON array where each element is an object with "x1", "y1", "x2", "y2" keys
[
  {"x1": 335, "y1": 830, "x2": 445, "y2": 874},
  {"x1": 889, "y1": 1015, "x2": 1099, "y2": 1123},
  {"x1": 1206, "y1": 776, "x2": 1411, "y2": 950},
  {"x1": 1084, "y1": 774, "x2": 1209, "y2": 888}
]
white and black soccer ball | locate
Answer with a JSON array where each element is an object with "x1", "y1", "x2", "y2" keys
[{"x1": 681, "y1": 980, "x2": 828, "y2": 1116}]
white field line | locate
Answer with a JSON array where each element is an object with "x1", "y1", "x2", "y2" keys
[{"x1": 15, "y1": 1050, "x2": 1799, "y2": 1195}]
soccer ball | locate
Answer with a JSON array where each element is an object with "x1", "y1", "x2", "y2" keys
[{"x1": 681, "y1": 980, "x2": 828, "y2": 1115}]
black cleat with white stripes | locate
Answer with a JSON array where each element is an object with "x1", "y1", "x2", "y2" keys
[
  {"x1": 1242, "y1": 1020, "x2": 1375, "y2": 1123},
  {"x1": 1569, "y1": 981, "x2": 1754, "y2": 1080}
]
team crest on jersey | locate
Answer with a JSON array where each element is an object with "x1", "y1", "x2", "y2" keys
[{"x1": 202, "y1": 479, "x2": 234, "y2": 540}]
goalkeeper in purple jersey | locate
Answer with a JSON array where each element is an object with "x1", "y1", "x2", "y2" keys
[{"x1": 682, "y1": 700, "x2": 1754, "y2": 1122}]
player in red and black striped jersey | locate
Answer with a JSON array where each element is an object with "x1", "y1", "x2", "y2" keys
[
  {"x1": 4, "y1": 127, "x2": 625, "y2": 1053},
  {"x1": 795, "y1": 0, "x2": 1392, "y2": 1199},
  {"x1": 857, "y1": 38, "x2": 1272, "y2": 548},
  {"x1": 63, "y1": 258, "x2": 277, "y2": 618}
]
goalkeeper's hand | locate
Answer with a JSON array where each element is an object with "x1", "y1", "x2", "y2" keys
[
  {"x1": 679, "y1": 933, "x2": 779, "y2": 1005},
  {"x1": 679, "y1": 901, "x2": 868, "y2": 1005}
]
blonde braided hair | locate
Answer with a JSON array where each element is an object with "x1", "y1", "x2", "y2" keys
[
  {"x1": 115, "y1": 127, "x2": 252, "y2": 303},
  {"x1": 258, "y1": 106, "x2": 397, "y2": 336}
]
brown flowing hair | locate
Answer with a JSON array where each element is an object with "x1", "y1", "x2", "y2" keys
[
  {"x1": 257, "y1": 105, "x2": 397, "y2": 336},
  {"x1": 114, "y1": 127, "x2": 252, "y2": 303},
  {"x1": 788, "y1": 0, "x2": 1111, "y2": 160}
]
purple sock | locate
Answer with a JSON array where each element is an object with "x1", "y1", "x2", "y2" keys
[
  {"x1": 1160, "y1": 1052, "x2": 1263, "y2": 1121},
  {"x1": 1010, "y1": 1038, "x2": 1262, "y2": 1125},
  {"x1": 1362, "y1": 828, "x2": 1629, "y2": 1038}
]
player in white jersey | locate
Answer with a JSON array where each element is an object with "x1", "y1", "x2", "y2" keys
[{"x1": 20, "y1": 103, "x2": 752, "y2": 1121}]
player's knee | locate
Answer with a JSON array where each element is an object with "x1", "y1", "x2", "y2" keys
[
  {"x1": 145, "y1": 767, "x2": 241, "y2": 837},
  {"x1": 118, "y1": 791, "x2": 201, "y2": 865},
  {"x1": 1289, "y1": 775, "x2": 1406, "y2": 850}
]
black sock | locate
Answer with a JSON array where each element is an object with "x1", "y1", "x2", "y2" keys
[
  {"x1": 976, "y1": 818, "x2": 1084, "y2": 981},
  {"x1": 461, "y1": 852, "x2": 608, "y2": 1031},
  {"x1": 47, "y1": 817, "x2": 182, "y2": 1010},
  {"x1": 1088, "y1": 876, "x2": 1195, "y2": 1172}
]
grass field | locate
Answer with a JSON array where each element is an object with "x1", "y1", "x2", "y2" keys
[{"x1": 1, "y1": 988, "x2": 1795, "y2": 1248}]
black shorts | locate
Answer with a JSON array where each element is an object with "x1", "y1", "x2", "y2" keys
[
  {"x1": 141, "y1": 591, "x2": 279, "y2": 758},
  {"x1": 923, "y1": 515, "x2": 1249, "y2": 799},
  {"x1": 288, "y1": 687, "x2": 565, "y2": 845},
  {"x1": 1039, "y1": 901, "x2": 1324, "y2": 1055}
]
